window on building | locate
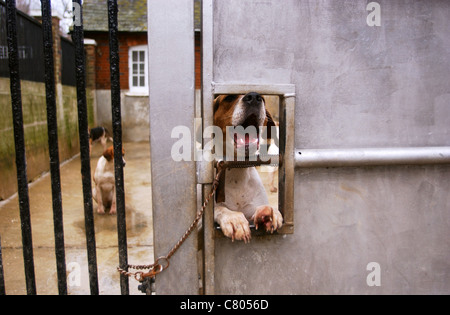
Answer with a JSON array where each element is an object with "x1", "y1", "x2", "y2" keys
[
  {"x1": 0, "y1": 46, "x2": 8, "y2": 59},
  {"x1": 129, "y1": 45, "x2": 148, "y2": 94}
]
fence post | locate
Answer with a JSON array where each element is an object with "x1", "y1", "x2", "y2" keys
[
  {"x1": 72, "y1": 0, "x2": 99, "y2": 295},
  {"x1": 41, "y1": 0, "x2": 67, "y2": 296},
  {"x1": 148, "y1": 0, "x2": 198, "y2": 294},
  {"x1": 107, "y1": 0, "x2": 129, "y2": 295},
  {"x1": 5, "y1": 0, "x2": 36, "y2": 295}
]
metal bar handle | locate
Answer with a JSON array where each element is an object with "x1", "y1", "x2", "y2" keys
[{"x1": 295, "y1": 147, "x2": 450, "y2": 168}]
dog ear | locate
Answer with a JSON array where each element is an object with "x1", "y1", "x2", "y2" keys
[
  {"x1": 103, "y1": 146, "x2": 114, "y2": 161},
  {"x1": 264, "y1": 109, "x2": 277, "y2": 140},
  {"x1": 213, "y1": 95, "x2": 221, "y2": 113}
]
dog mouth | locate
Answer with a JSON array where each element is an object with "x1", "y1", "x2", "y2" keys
[
  {"x1": 234, "y1": 133, "x2": 259, "y2": 148},
  {"x1": 233, "y1": 114, "x2": 260, "y2": 150}
]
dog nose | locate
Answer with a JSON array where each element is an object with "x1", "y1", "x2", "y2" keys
[{"x1": 243, "y1": 92, "x2": 263, "y2": 107}]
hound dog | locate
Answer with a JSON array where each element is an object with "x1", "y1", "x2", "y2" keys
[
  {"x1": 213, "y1": 92, "x2": 283, "y2": 242},
  {"x1": 93, "y1": 146, "x2": 126, "y2": 215},
  {"x1": 89, "y1": 126, "x2": 113, "y2": 155}
]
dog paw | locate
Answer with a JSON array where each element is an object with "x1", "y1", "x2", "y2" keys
[
  {"x1": 97, "y1": 206, "x2": 106, "y2": 215},
  {"x1": 220, "y1": 211, "x2": 251, "y2": 243},
  {"x1": 109, "y1": 205, "x2": 117, "y2": 215},
  {"x1": 253, "y1": 205, "x2": 283, "y2": 233}
]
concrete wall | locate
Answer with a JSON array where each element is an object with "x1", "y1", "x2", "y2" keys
[
  {"x1": 95, "y1": 90, "x2": 149, "y2": 142},
  {"x1": 0, "y1": 78, "x2": 94, "y2": 200},
  {"x1": 212, "y1": 0, "x2": 450, "y2": 294}
]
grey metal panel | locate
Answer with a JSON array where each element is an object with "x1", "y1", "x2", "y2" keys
[
  {"x1": 213, "y1": 0, "x2": 450, "y2": 149},
  {"x1": 211, "y1": 0, "x2": 450, "y2": 294},
  {"x1": 215, "y1": 165, "x2": 450, "y2": 294},
  {"x1": 148, "y1": 0, "x2": 197, "y2": 294}
]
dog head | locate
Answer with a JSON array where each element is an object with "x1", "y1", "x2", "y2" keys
[
  {"x1": 103, "y1": 146, "x2": 126, "y2": 167},
  {"x1": 213, "y1": 92, "x2": 275, "y2": 157}
]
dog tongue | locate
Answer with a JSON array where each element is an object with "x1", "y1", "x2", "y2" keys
[{"x1": 235, "y1": 133, "x2": 259, "y2": 148}]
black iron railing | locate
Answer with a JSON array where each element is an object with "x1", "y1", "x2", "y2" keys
[
  {"x1": 3, "y1": 0, "x2": 127, "y2": 295},
  {"x1": 41, "y1": 0, "x2": 67, "y2": 295},
  {"x1": 5, "y1": 0, "x2": 36, "y2": 295}
]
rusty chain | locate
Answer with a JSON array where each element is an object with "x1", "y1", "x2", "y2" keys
[{"x1": 117, "y1": 160, "x2": 225, "y2": 282}]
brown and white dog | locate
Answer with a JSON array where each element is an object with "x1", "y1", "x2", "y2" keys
[
  {"x1": 213, "y1": 92, "x2": 283, "y2": 242},
  {"x1": 93, "y1": 146, "x2": 126, "y2": 215}
]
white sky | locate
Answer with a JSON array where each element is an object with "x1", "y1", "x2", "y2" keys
[{"x1": 28, "y1": 0, "x2": 75, "y2": 33}]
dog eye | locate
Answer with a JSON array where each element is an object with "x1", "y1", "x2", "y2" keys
[{"x1": 224, "y1": 95, "x2": 237, "y2": 102}]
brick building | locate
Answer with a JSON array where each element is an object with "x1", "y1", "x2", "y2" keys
[{"x1": 82, "y1": 0, "x2": 201, "y2": 141}]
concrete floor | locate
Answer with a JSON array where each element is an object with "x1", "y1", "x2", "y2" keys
[{"x1": 0, "y1": 142, "x2": 153, "y2": 295}]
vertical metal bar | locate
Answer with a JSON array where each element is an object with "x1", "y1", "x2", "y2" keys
[
  {"x1": 148, "y1": 0, "x2": 197, "y2": 294},
  {"x1": 5, "y1": 0, "x2": 37, "y2": 295},
  {"x1": 72, "y1": 0, "x2": 99, "y2": 295},
  {"x1": 0, "y1": 236, "x2": 6, "y2": 295},
  {"x1": 280, "y1": 95, "x2": 295, "y2": 232},
  {"x1": 107, "y1": 0, "x2": 128, "y2": 295},
  {"x1": 40, "y1": 0, "x2": 67, "y2": 295},
  {"x1": 278, "y1": 96, "x2": 286, "y2": 219},
  {"x1": 201, "y1": 0, "x2": 215, "y2": 295}
]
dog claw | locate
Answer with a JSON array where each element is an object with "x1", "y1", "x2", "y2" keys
[
  {"x1": 219, "y1": 211, "x2": 251, "y2": 243},
  {"x1": 254, "y1": 205, "x2": 283, "y2": 234}
]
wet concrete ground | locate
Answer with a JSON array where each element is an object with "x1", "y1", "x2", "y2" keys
[{"x1": 0, "y1": 142, "x2": 153, "y2": 295}]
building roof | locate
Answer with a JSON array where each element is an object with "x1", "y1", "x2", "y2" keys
[
  {"x1": 82, "y1": 0, "x2": 201, "y2": 32},
  {"x1": 82, "y1": 0, "x2": 146, "y2": 32}
]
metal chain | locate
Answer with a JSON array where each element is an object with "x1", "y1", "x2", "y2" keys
[{"x1": 117, "y1": 161, "x2": 225, "y2": 282}]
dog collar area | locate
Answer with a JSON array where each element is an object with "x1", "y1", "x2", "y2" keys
[{"x1": 215, "y1": 154, "x2": 281, "y2": 170}]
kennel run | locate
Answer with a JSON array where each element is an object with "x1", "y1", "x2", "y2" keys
[
  {"x1": 2, "y1": 0, "x2": 126, "y2": 295},
  {"x1": 2, "y1": 0, "x2": 450, "y2": 295}
]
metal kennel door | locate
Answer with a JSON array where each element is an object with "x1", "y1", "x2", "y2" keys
[
  {"x1": 148, "y1": 0, "x2": 450, "y2": 295},
  {"x1": 203, "y1": 0, "x2": 450, "y2": 295},
  {"x1": 147, "y1": 0, "x2": 198, "y2": 294}
]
